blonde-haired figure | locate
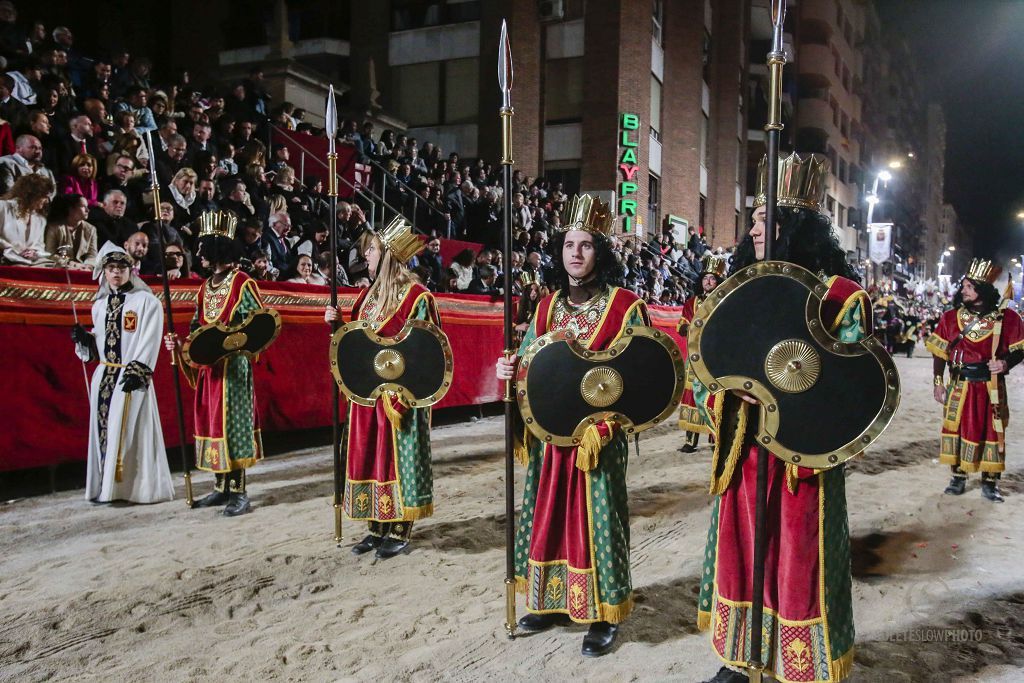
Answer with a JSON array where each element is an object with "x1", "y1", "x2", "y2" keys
[
  {"x1": 324, "y1": 218, "x2": 441, "y2": 559},
  {"x1": 58, "y1": 154, "x2": 100, "y2": 206}
]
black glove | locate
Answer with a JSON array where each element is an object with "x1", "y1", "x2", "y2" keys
[
  {"x1": 120, "y1": 361, "x2": 153, "y2": 393},
  {"x1": 71, "y1": 323, "x2": 93, "y2": 347}
]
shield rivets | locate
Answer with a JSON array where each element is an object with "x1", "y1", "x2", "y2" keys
[
  {"x1": 792, "y1": 454, "x2": 801, "y2": 463},
  {"x1": 710, "y1": 383, "x2": 719, "y2": 391},
  {"x1": 743, "y1": 381, "x2": 753, "y2": 390},
  {"x1": 761, "y1": 436, "x2": 771, "y2": 445},
  {"x1": 862, "y1": 435, "x2": 870, "y2": 443},
  {"x1": 767, "y1": 404, "x2": 777, "y2": 412},
  {"x1": 690, "y1": 354, "x2": 700, "y2": 362},
  {"x1": 828, "y1": 454, "x2": 838, "y2": 464},
  {"x1": 832, "y1": 343, "x2": 842, "y2": 351}
]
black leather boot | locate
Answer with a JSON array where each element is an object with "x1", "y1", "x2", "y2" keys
[
  {"x1": 192, "y1": 490, "x2": 230, "y2": 508},
  {"x1": 516, "y1": 612, "x2": 569, "y2": 633},
  {"x1": 944, "y1": 476, "x2": 966, "y2": 495},
  {"x1": 375, "y1": 537, "x2": 410, "y2": 559},
  {"x1": 981, "y1": 480, "x2": 1005, "y2": 503},
  {"x1": 581, "y1": 621, "x2": 619, "y2": 657},
  {"x1": 351, "y1": 535, "x2": 385, "y2": 555},
  {"x1": 703, "y1": 666, "x2": 749, "y2": 683},
  {"x1": 223, "y1": 492, "x2": 252, "y2": 516}
]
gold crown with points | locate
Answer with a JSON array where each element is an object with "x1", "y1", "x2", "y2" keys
[
  {"x1": 753, "y1": 152, "x2": 830, "y2": 213},
  {"x1": 197, "y1": 210, "x2": 238, "y2": 240},
  {"x1": 700, "y1": 254, "x2": 729, "y2": 279},
  {"x1": 964, "y1": 258, "x2": 1001, "y2": 285},
  {"x1": 375, "y1": 215, "x2": 424, "y2": 263},
  {"x1": 517, "y1": 270, "x2": 541, "y2": 288},
  {"x1": 558, "y1": 194, "x2": 614, "y2": 236}
]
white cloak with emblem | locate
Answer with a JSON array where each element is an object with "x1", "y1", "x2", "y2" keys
[{"x1": 76, "y1": 285, "x2": 174, "y2": 503}]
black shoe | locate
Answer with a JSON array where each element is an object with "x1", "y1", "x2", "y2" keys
[
  {"x1": 517, "y1": 612, "x2": 569, "y2": 633},
  {"x1": 703, "y1": 666, "x2": 749, "y2": 683},
  {"x1": 375, "y1": 537, "x2": 409, "y2": 559},
  {"x1": 223, "y1": 492, "x2": 252, "y2": 516},
  {"x1": 192, "y1": 490, "x2": 230, "y2": 508},
  {"x1": 351, "y1": 535, "x2": 385, "y2": 555},
  {"x1": 944, "y1": 477, "x2": 966, "y2": 496},
  {"x1": 679, "y1": 444, "x2": 697, "y2": 453},
  {"x1": 981, "y1": 481, "x2": 1005, "y2": 503},
  {"x1": 581, "y1": 621, "x2": 618, "y2": 657}
]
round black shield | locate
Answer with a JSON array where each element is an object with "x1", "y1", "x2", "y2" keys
[{"x1": 183, "y1": 308, "x2": 282, "y2": 367}]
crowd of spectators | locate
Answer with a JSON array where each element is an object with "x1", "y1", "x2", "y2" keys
[{"x1": 0, "y1": 2, "x2": 731, "y2": 306}]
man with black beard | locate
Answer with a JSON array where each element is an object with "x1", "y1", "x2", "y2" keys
[{"x1": 926, "y1": 260, "x2": 1024, "y2": 502}]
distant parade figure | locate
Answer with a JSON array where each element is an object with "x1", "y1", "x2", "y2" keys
[
  {"x1": 925, "y1": 259, "x2": 1024, "y2": 502},
  {"x1": 495, "y1": 195, "x2": 648, "y2": 657},
  {"x1": 164, "y1": 212, "x2": 266, "y2": 516},
  {"x1": 324, "y1": 218, "x2": 440, "y2": 559},
  {"x1": 72, "y1": 243, "x2": 174, "y2": 504},
  {"x1": 677, "y1": 254, "x2": 727, "y2": 452}
]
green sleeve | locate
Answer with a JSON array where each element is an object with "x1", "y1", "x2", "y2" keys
[
  {"x1": 836, "y1": 301, "x2": 867, "y2": 343},
  {"x1": 517, "y1": 309, "x2": 540, "y2": 356},
  {"x1": 231, "y1": 282, "x2": 263, "y2": 324}
]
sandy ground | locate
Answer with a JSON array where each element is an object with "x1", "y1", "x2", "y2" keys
[{"x1": 2, "y1": 353, "x2": 1024, "y2": 682}]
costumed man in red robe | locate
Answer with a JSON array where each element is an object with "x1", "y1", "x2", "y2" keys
[
  {"x1": 324, "y1": 217, "x2": 440, "y2": 559},
  {"x1": 677, "y1": 253, "x2": 728, "y2": 452},
  {"x1": 496, "y1": 195, "x2": 649, "y2": 657},
  {"x1": 165, "y1": 212, "x2": 266, "y2": 516},
  {"x1": 925, "y1": 259, "x2": 1024, "y2": 502},
  {"x1": 696, "y1": 154, "x2": 867, "y2": 683}
]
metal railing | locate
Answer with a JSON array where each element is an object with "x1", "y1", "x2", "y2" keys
[
  {"x1": 272, "y1": 125, "x2": 449, "y2": 237},
  {"x1": 271, "y1": 126, "x2": 419, "y2": 234}
]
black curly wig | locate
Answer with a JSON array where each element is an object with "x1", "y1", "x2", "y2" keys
[
  {"x1": 953, "y1": 279, "x2": 1000, "y2": 314},
  {"x1": 546, "y1": 230, "x2": 623, "y2": 294},
  {"x1": 197, "y1": 234, "x2": 243, "y2": 267},
  {"x1": 730, "y1": 206, "x2": 857, "y2": 281}
]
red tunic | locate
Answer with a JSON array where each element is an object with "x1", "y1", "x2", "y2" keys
[
  {"x1": 187, "y1": 270, "x2": 264, "y2": 472},
  {"x1": 925, "y1": 306, "x2": 1024, "y2": 473},
  {"x1": 344, "y1": 282, "x2": 440, "y2": 521},
  {"x1": 678, "y1": 294, "x2": 715, "y2": 433}
]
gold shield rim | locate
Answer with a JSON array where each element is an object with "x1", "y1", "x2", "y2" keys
[
  {"x1": 181, "y1": 307, "x2": 283, "y2": 367},
  {"x1": 329, "y1": 317, "x2": 454, "y2": 408},
  {"x1": 514, "y1": 326, "x2": 686, "y2": 447},
  {"x1": 686, "y1": 260, "x2": 901, "y2": 469}
]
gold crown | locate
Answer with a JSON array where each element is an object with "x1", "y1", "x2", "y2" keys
[
  {"x1": 558, "y1": 194, "x2": 614, "y2": 235},
  {"x1": 375, "y1": 215, "x2": 424, "y2": 263},
  {"x1": 517, "y1": 270, "x2": 541, "y2": 288},
  {"x1": 964, "y1": 258, "x2": 1001, "y2": 285},
  {"x1": 197, "y1": 210, "x2": 238, "y2": 240},
  {"x1": 700, "y1": 254, "x2": 728, "y2": 279},
  {"x1": 753, "y1": 152, "x2": 830, "y2": 212}
]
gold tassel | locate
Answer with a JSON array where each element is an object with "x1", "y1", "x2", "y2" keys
[
  {"x1": 382, "y1": 392, "x2": 407, "y2": 429},
  {"x1": 709, "y1": 400, "x2": 748, "y2": 495},
  {"x1": 831, "y1": 648, "x2": 855, "y2": 681},
  {"x1": 515, "y1": 576, "x2": 528, "y2": 594},
  {"x1": 401, "y1": 503, "x2": 434, "y2": 521},
  {"x1": 114, "y1": 393, "x2": 132, "y2": 483},
  {"x1": 575, "y1": 423, "x2": 612, "y2": 472},
  {"x1": 697, "y1": 610, "x2": 712, "y2": 631},
  {"x1": 785, "y1": 463, "x2": 800, "y2": 494},
  {"x1": 514, "y1": 426, "x2": 531, "y2": 466},
  {"x1": 599, "y1": 595, "x2": 634, "y2": 624}
]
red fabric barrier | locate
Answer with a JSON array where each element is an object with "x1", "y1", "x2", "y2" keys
[
  {"x1": 0, "y1": 267, "x2": 682, "y2": 472},
  {"x1": 270, "y1": 129, "x2": 369, "y2": 199}
]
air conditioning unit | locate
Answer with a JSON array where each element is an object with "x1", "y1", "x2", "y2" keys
[{"x1": 539, "y1": 0, "x2": 565, "y2": 22}]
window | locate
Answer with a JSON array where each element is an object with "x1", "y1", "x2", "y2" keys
[
  {"x1": 833, "y1": 48, "x2": 841, "y2": 77},
  {"x1": 648, "y1": 173, "x2": 661, "y2": 232},
  {"x1": 392, "y1": 57, "x2": 479, "y2": 127},
  {"x1": 391, "y1": 0, "x2": 482, "y2": 31},
  {"x1": 650, "y1": 75, "x2": 663, "y2": 140},
  {"x1": 444, "y1": 58, "x2": 479, "y2": 124},
  {"x1": 830, "y1": 97, "x2": 839, "y2": 127},
  {"x1": 700, "y1": 113, "x2": 710, "y2": 167},
  {"x1": 545, "y1": 57, "x2": 584, "y2": 123},
  {"x1": 652, "y1": 0, "x2": 664, "y2": 45},
  {"x1": 702, "y1": 30, "x2": 712, "y2": 84},
  {"x1": 393, "y1": 62, "x2": 441, "y2": 126},
  {"x1": 699, "y1": 194, "x2": 707, "y2": 232}
]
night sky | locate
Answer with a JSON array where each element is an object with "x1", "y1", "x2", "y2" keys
[{"x1": 879, "y1": 1, "x2": 1024, "y2": 262}]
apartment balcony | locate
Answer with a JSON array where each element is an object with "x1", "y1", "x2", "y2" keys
[{"x1": 798, "y1": 44, "x2": 837, "y2": 90}]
